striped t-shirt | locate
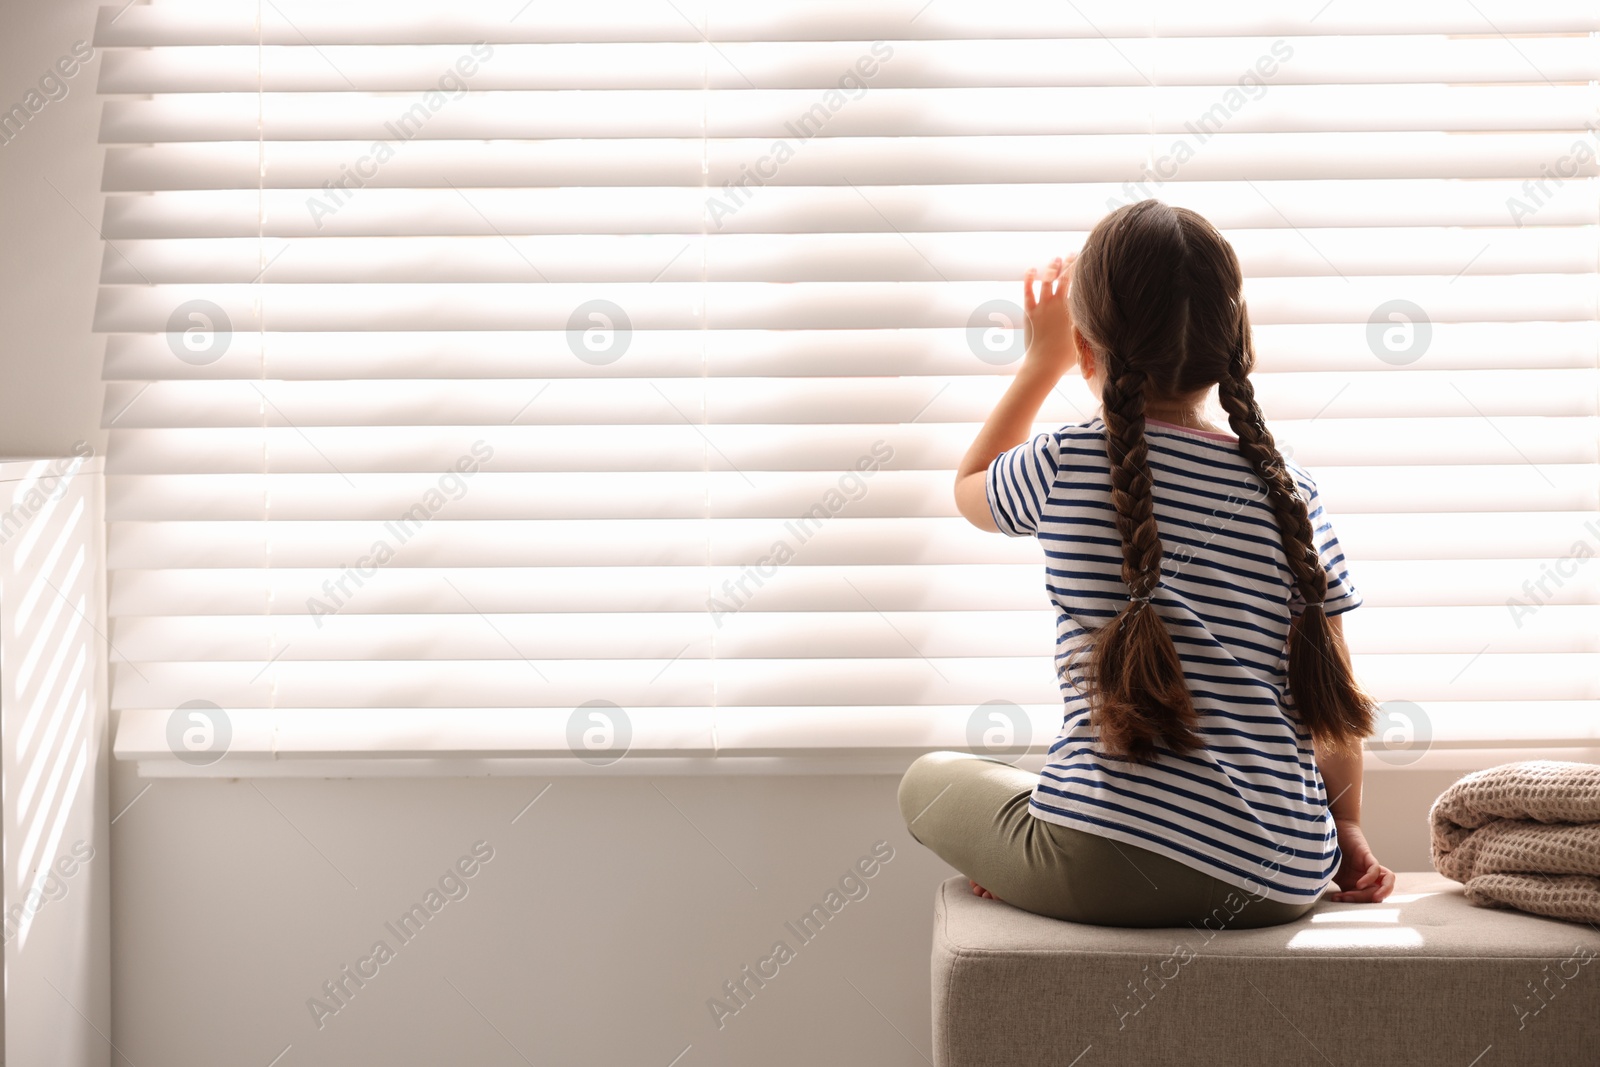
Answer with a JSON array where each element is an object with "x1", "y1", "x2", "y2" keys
[{"x1": 986, "y1": 415, "x2": 1361, "y2": 904}]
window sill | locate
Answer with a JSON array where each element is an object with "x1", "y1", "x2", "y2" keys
[{"x1": 112, "y1": 708, "x2": 1599, "y2": 778}]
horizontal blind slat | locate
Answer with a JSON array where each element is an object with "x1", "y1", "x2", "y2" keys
[
  {"x1": 101, "y1": 324, "x2": 1600, "y2": 381},
  {"x1": 103, "y1": 515, "x2": 1600, "y2": 569},
  {"x1": 99, "y1": 86, "x2": 1600, "y2": 142},
  {"x1": 101, "y1": 134, "x2": 1600, "y2": 190},
  {"x1": 87, "y1": 278, "x2": 1600, "y2": 334},
  {"x1": 100, "y1": 467, "x2": 1600, "y2": 521},
  {"x1": 95, "y1": 1, "x2": 1600, "y2": 47},
  {"x1": 96, "y1": 372, "x2": 1600, "y2": 427},
  {"x1": 105, "y1": 558, "x2": 1600, "y2": 615},
  {"x1": 105, "y1": 653, "x2": 1600, "y2": 709},
  {"x1": 96, "y1": 38, "x2": 1600, "y2": 93},
  {"x1": 107, "y1": 605, "x2": 1600, "y2": 660},
  {"x1": 96, "y1": 419, "x2": 1600, "y2": 473},
  {"x1": 99, "y1": 181, "x2": 1600, "y2": 239},
  {"x1": 97, "y1": 229, "x2": 1600, "y2": 285}
]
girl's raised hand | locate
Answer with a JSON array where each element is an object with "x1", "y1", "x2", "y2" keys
[{"x1": 1021, "y1": 253, "x2": 1078, "y2": 381}]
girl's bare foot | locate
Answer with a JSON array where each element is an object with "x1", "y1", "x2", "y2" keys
[{"x1": 969, "y1": 879, "x2": 1002, "y2": 902}]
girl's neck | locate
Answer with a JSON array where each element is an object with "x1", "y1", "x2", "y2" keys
[{"x1": 1141, "y1": 399, "x2": 1222, "y2": 435}]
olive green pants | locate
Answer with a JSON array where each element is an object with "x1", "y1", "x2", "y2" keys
[{"x1": 898, "y1": 751, "x2": 1319, "y2": 928}]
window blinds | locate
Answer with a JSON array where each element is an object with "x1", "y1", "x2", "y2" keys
[{"x1": 96, "y1": 1, "x2": 1600, "y2": 766}]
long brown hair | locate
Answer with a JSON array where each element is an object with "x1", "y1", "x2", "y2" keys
[{"x1": 1066, "y1": 199, "x2": 1374, "y2": 762}]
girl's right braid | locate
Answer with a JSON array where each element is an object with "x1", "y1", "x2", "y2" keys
[
  {"x1": 1215, "y1": 327, "x2": 1327, "y2": 608},
  {"x1": 1216, "y1": 309, "x2": 1373, "y2": 751}
]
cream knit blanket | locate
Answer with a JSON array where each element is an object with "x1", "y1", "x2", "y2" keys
[{"x1": 1430, "y1": 760, "x2": 1600, "y2": 925}]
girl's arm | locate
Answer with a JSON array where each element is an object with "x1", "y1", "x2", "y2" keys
[
  {"x1": 1314, "y1": 733, "x2": 1363, "y2": 825},
  {"x1": 1313, "y1": 614, "x2": 1396, "y2": 903},
  {"x1": 953, "y1": 256, "x2": 1079, "y2": 530},
  {"x1": 953, "y1": 363, "x2": 1060, "y2": 530}
]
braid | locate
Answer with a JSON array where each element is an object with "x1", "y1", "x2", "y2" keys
[
  {"x1": 1084, "y1": 368, "x2": 1200, "y2": 763},
  {"x1": 1215, "y1": 328, "x2": 1325, "y2": 608},
  {"x1": 1103, "y1": 370, "x2": 1162, "y2": 599},
  {"x1": 1217, "y1": 305, "x2": 1376, "y2": 748}
]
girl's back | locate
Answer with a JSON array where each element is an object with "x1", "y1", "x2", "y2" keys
[{"x1": 991, "y1": 415, "x2": 1361, "y2": 903}]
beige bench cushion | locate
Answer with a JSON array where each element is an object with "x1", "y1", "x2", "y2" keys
[{"x1": 932, "y1": 872, "x2": 1600, "y2": 1067}]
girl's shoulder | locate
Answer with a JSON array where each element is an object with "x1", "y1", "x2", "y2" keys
[
  {"x1": 1279, "y1": 452, "x2": 1322, "y2": 501},
  {"x1": 1036, "y1": 419, "x2": 1111, "y2": 464},
  {"x1": 1053, "y1": 417, "x2": 1108, "y2": 442}
]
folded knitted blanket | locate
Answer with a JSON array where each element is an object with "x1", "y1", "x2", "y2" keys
[{"x1": 1430, "y1": 760, "x2": 1600, "y2": 925}]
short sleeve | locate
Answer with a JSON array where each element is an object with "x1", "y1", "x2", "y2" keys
[
  {"x1": 1287, "y1": 469, "x2": 1362, "y2": 617},
  {"x1": 985, "y1": 431, "x2": 1058, "y2": 537}
]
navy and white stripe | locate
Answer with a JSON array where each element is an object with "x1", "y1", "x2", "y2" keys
[{"x1": 987, "y1": 416, "x2": 1361, "y2": 904}]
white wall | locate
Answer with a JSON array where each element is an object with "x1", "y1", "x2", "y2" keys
[
  {"x1": 0, "y1": 0, "x2": 106, "y2": 459},
  {"x1": 102, "y1": 769, "x2": 1452, "y2": 1067},
  {"x1": 110, "y1": 774, "x2": 942, "y2": 1065}
]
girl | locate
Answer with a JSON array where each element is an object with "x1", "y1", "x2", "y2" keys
[{"x1": 899, "y1": 200, "x2": 1395, "y2": 928}]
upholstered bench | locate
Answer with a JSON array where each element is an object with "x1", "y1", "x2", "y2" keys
[{"x1": 931, "y1": 872, "x2": 1600, "y2": 1067}]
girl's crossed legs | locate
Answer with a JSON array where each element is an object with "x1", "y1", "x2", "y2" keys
[{"x1": 897, "y1": 751, "x2": 1317, "y2": 929}]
